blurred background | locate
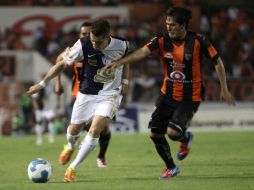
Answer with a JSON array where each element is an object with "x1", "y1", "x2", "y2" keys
[{"x1": 0, "y1": 0, "x2": 253, "y2": 138}]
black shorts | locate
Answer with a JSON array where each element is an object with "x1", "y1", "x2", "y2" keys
[{"x1": 148, "y1": 94, "x2": 200, "y2": 134}]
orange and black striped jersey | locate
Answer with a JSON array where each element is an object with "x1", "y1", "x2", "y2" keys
[
  {"x1": 72, "y1": 62, "x2": 83, "y2": 98},
  {"x1": 59, "y1": 51, "x2": 83, "y2": 98},
  {"x1": 146, "y1": 31, "x2": 219, "y2": 102}
]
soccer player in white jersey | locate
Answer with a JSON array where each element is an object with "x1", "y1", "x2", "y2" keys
[
  {"x1": 55, "y1": 21, "x2": 129, "y2": 168},
  {"x1": 27, "y1": 19, "x2": 129, "y2": 182}
]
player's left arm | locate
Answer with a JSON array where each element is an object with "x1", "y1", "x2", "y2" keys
[
  {"x1": 214, "y1": 57, "x2": 235, "y2": 106},
  {"x1": 198, "y1": 33, "x2": 235, "y2": 106}
]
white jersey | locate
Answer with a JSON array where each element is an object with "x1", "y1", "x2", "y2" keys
[{"x1": 63, "y1": 36, "x2": 129, "y2": 96}]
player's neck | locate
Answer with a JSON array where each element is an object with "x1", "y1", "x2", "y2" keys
[{"x1": 170, "y1": 30, "x2": 187, "y2": 43}]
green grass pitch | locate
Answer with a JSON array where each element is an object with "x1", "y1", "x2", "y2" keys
[{"x1": 0, "y1": 131, "x2": 253, "y2": 190}]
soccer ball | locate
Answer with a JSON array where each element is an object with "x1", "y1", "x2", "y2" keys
[{"x1": 27, "y1": 158, "x2": 52, "y2": 183}]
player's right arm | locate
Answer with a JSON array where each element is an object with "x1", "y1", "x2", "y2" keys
[
  {"x1": 27, "y1": 59, "x2": 68, "y2": 96},
  {"x1": 27, "y1": 39, "x2": 84, "y2": 96},
  {"x1": 106, "y1": 46, "x2": 151, "y2": 69}
]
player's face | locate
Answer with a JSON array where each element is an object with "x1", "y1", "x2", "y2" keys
[
  {"x1": 166, "y1": 16, "x2": 186, "y2": 40},
  {"x1": 90, "y1": 33, "x2": 109, "y2": 51},
  {"x1": 79, "y1": 26, "x2": 91, "y2": 38}
]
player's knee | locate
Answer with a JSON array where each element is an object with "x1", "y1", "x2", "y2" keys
[
  {"x1": 68, "y1": 124, "x2": 83, "y2": 135},
  {"x1": 88, "y1": 126, "x2": 101, "y2": 137},
  {"x1": 150, "y1": 133, "x2": 166, "y2": 145},
  {"x1": 101, "y1": 125, "x2": 110, "y2": 135},
  {"x1": 168, "y1": 134, "x2": 182, "y2": 141},
  {"x1": 167, "y1": 122, "x2": 184, "y2": 141}
]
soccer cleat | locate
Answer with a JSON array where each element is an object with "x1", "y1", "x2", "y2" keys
[
  {"x1": 177, "y1": 131, "x2": 194, "y2": 160},
  {"x1": 159, "y1": 166, "x2": 180, "y2": 180},
  {"x1": 96, "y1": 157, "x2": 107, "y2": 168},
  {"x1": 59, "y1": 144, "x2": 74, "y2": 165},
  {"x1": 64, "y1": 167, "x2": 76, "y2": 182}
]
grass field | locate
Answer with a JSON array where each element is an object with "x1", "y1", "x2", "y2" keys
[{"x1": 0, "y1": 131, "x2": 254, "y2": 190}]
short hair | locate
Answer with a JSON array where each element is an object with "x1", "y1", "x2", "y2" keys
[
  {"x1": 166, "y1": 7, "x2": 192, "y2": 28},
  {"x1": 81, "y1": 21, "x2": 92, "y2": 28},
  {"x1": 91, "y1": 19, "x2": 110, "y2": 37}
]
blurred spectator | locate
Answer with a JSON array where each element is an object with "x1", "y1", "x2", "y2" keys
[
  {"x1": 11, "y1": 111, "x2": 24, "y2": 136},
  {"x1": 0, "y1": 2, "x2": 253, "y2": 102},
  {"x1": 19, "y1": 94, "x2": 34, "y2": 130}
]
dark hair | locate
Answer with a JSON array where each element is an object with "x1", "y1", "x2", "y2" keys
[
  {"x1": 91, "y1": 19, "x2": 110, "y2": 37},
  {"x1": 81, "y1": 21, "x2": 92, "y2": 28},
  {"x1": 166, "y1": 7, "x2": 192, "y2": 28}
]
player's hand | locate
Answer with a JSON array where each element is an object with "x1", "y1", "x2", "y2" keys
[
  {"x1": 220, "y1": 89, "x2": 236, "y2": 106},
  {"x1": 104, "y1": 61, "x2": 122, "y2": 70},
  {"x1": 55, "y1": 83, "x2": 64, "y2": 95},
  {"x1": 26, "y1": 84, "x2": 44, "y2": 96}
]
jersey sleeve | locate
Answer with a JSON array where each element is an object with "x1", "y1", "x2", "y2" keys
[
  {"x1": 62, "y1": 39, "x2": 84, "y2": 65},
  {"x1": 123, "y1": 41, "x2": 129, "y2": 57},
  {"x1": 197, "y1": 34, "x2": 219, "y2": 62}
]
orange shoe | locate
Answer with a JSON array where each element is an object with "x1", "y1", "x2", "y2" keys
[
  {"x1": 59, "y1": 145, "x2": 74, "y2": 165},
  {"x1": 64, "y1": 167, "x2": 76, "y2": 182},
  {"x1": 177, "y1": 131, "x2": 193, "y2": 160}
]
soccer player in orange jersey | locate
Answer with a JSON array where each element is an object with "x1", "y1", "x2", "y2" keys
[{"x1": 106, "y1": 7, "x2": 235, "y2": 180}]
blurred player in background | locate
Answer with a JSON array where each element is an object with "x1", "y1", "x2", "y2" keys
[
  {"x1": 27, "y1": 19, "x2": 129, "y2": 182},
  {"x1": 55, "y1": 21, "x2": 129, "y2": 168},
  {"x1": 31, "y1": 77, "x2": 55, "y2": 145},
  {"x1": 106, "y1": 6, "x2": 235, "y2": 180}
]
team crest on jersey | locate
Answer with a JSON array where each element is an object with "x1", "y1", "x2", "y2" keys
[
  {"x1": 88, "y1": 59, "x2": 98, "y2": 66},
  {"x1": 164, "y1": 52, "x2": 173, "y2": 59},
  {"x1": 184, "y1": 53, "x2": 192, "y2": 61}
]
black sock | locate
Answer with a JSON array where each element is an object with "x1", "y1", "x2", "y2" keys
[
  {"x1": 150, "y1": 136, "x2": 175, "y2": 169},
  {"x1": 98, "y1": 131, "x2": 111, "y2": 159}
]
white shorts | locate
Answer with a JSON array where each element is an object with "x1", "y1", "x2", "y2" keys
[
  {"x1": 35, "y1": 110, "x2": 55, "y2": 122},
  {"x1": 70, "y1": 92, "x2": 122, "y2": 125}
]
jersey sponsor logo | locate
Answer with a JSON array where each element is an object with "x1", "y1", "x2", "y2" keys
[
  {"x1": 168, "y1": 71, "x2": 192, "y2": 83},
  {"x1": 169, "y1": 60, "x2": 185, "y2": 68},
  {"x1": 88, "y1": 59, "x2": 98, "y2": 66},
  {"x1": 170, "y1": 71, "x2": 186, "y2": 80},
  {"x1": 94, "y1": 68, "x2": 115, "y2": 83}
]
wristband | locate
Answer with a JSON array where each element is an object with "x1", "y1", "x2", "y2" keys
[
  {"x1": 122, "y1": 79, "x2": 129, "y2": 85},
  {"x1": 39, "y1": 80, "x2": 47, "y2": 88}
]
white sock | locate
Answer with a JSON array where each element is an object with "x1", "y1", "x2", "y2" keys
[
  {"x1": 66, "y1": 127, "x2": 80, "y2": 150},
  {"x1": 35, "y1": 124, "x2": 43, "y2": 145},
  {"x1": 69, "y1": 134, "x2": 99, "y2": 169},
  {"x1": 47, "y1": 122, "x2": 55, "y2": 143}
]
